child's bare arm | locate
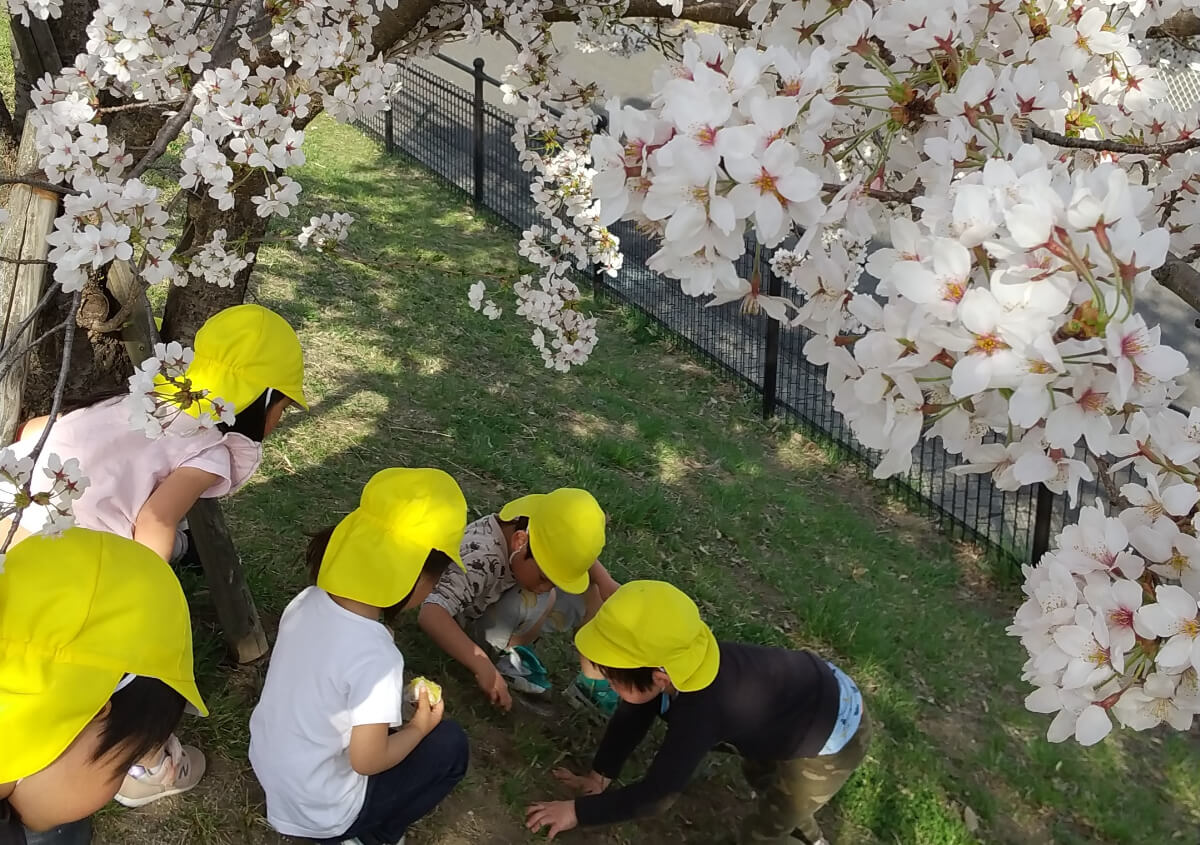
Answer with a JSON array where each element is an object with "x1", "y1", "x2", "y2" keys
[
  {"x1": 347, "y1": 694, "x2": 443, "y2": 775},
  {"x1": 15, "y1": 414, "x2": 52, "y2": 442},
  {"x1": 133, "y1": 467, "x2": 221, "y2": 561},
  {"x1": 588, "y1": 560, "x2": 620, "y2": 600},
  {"x1": 418, "y1": 603, "x2": 495, "y2": 679},
  {"x1": 418, "y1": 603, "x2": 512, "y2": 710}
]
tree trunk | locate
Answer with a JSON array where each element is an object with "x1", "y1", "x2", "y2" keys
[
  {"x1": 161, "y1": 169, "x2": 272, "y2": 345},
  {"x1": 21, "y1": 273, "x2": 130, "y2": 416}
]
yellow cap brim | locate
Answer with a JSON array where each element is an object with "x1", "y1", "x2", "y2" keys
[
  {"x1": 498, "y1": 494, "x2": 543, "y2": 523},
  {"x1": 574, "y1": 615, "x2": 720, "y2": 693},
  {"x1": 0, "y1": 661, "x2": 118, "y2": 782},
  {"x1": 499, "y1": 494, "x2": 593, "y2": 595},
  {"x1": 0, "y1": 660, "x2": 206, "y2": 783}
]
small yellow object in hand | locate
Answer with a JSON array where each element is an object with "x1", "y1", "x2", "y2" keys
[{"x1": 406, "y1": 676, "x2": 443, "y2": 706}]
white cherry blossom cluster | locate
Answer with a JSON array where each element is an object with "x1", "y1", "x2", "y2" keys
[
  {"x1": 26, "y1": 0, "x2": 383, "y2": 300},
  {"x1": 516, "y1": 0, "x2": 1200, "y2": 743},
  {"x1": 7, "y1": 0, "x2": 63, "y2": 25},
  {"x1": 455, "y1": 0, "x2": 626, "y2": 372},
  {"x1": 123, "y1": 341, "x2": 235, "y2": 438},
  {"x1": 5, "y1": 0, "x2": 414, "y2": 538},
  {"x1": 44, "y1": 177, "x2": 173, "y2": 291},
  {"x1": 298, "y1": 212, "x2": 355, "y2": 252},
  {"x1": 184, "y1": 229, "x2": 254, "y2": 288},
  {"x1": 0, "y1": 449, "x2": 89, "y2": 553},
  {"x1": 469, "y1": 280, "x2": 502, "y2": 320},
  {"x1": 1011, "y1": 495, "x2": 1200, "y2": 745}
]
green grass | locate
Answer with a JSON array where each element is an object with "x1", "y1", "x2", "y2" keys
[{"x1": 94, "y1": 117, "x2": 1200, "y2": 845}]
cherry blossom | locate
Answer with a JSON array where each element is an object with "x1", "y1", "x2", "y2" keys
[{"x1": 1136, "y1": 585, "x2": 1200, "y2": 673}]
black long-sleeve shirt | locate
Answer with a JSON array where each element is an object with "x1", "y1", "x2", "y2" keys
[{"x1": 574, "y1": 642, "x2": 841, "y2": 827}]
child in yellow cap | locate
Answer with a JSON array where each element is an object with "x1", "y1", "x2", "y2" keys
[
  {"x1": 0, "y1": 529, "x2": 207, "y2": 842},
  {"x1": 526, "y1": 581, "x2": 871, "y2": 845},
  {"x1": 417, "y1": 488, "x2": 622, "y2": 716},
  {"x1": 249, "y1": 468, "x2": 470, "y2": 845},
  {"x1": 1, "y1": 303, "x2": 307, "y2": 809}
]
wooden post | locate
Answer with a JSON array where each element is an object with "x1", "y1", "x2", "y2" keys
[
  {"x1": 185, "y1": 498, "x2": 269, "y2": 663},
  {"x1": 108, "y1": 260, "x2": 270, "y2": 663},
  {"x1": 0, "y1": 121, "x2": 61, "y2": 445}
]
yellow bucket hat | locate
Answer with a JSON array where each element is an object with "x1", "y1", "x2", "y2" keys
[
  {"x1": 185, "y1": 304, "x2": 308, "y2": 414},
  {"x1": 498, "y1": 488, "x2": 605, "y2": 595},
  {"x1": 575, "y1": 581, "x2": 720, "y2": 692},
  {"x1": 0, "y1": 528, "x2": 207, "y2": 783},
  {"x1": 317, "y1": 468, "x2": 468, "y2": 608}
]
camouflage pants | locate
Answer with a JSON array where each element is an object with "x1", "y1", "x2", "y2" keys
[{"x1": 740, "y1": 709, "x2": 871, "y2": 845}]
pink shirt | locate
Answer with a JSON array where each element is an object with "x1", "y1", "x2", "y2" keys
[{"x1": 6, "y1": 398, "x2": 261, "y2": 536}]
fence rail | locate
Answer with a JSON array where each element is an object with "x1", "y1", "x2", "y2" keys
[{"x1": 357, "y1": 54, "x2": 1109, "y2": 570}]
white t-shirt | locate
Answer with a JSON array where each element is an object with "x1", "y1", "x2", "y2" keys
[{"x1": 249, "y1": 587, "x2": 406, "y2": 839}]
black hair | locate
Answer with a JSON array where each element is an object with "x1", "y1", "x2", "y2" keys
[
  {"x1": 306, "y1": 527, "x2": 455, "y2": 620},
  {"x1": 58, "y1": 386, "x2": 128, "y2": 416},
  {"x1": 216, "y1": 389, "x2": 292, "y2": 442},
  {"x1": 54, "y1": 387, "x2": 290, "y2": 442},
  {"x1": 499, "y1": 515, "x2": 530, "y2": 532},
  {"x1": 594, "y1": 664, "x2": 660, "y2": 692},
  {"x1": 93, "y1": 676, "x2": 186, "y2": 774}
]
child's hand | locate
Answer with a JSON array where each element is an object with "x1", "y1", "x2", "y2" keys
[
  {"x1": 476, "y1": 666, "x2": 513, "y2": 711},
  {"x1": 526, "y1": 800, "x2": 578, "y2": 840},
  {"x1": 409, "y1": 688, "x2": 445, "y2": 736},
  {"x1": 553, "y1": 767, "x2": 609, "y2": 796}
]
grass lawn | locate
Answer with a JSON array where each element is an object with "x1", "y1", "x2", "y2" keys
[{"x1": 90, "y1": 116, "x2": 1199, "y2": 845}]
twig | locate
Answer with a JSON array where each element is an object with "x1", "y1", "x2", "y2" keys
[
  {"x1": 0, "y1": 318, "x2": 67, "y2": 385},
  {"x1": 1027, "y1": 123, "x2": 1200, "y2": 157},
  {"x1": 0, "y1": 175, "x2": 77, "y2": 195},
  {"x1": 0, "y1": 256, "x2": 50, "y2": 266},
  {"x1": 97, "y1": 100, "x2": 185, "y2": 115},
  {"x1": 821, "y1": 181, "x2": 920, "y2": 204},
  {"x1": 127, "y1": 95, "x2": 199, "y2": 181},
  {"x1": 1, "y1": 290, "x2": 80, "y2": 553},
  {"x1": 0, "y1": 281, "x2": 62, "y2": 370},
  {"x1": 1093, "y1": 454, "x2": 1129, "y2": 510},
  {"x1": 384, "y1": 422, "x2": 452, "y2": 438}
]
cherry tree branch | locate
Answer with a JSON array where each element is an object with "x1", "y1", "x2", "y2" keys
[
  {"x1": 0, "y1": 176, "x2": 77, "y2": 195},
  {"x1": 1146, "y1": 11, "x2": 1200, "y2": 39},
  {"x1": 1152, "y1": 255, "x2": 1200, "y2": 314},
  {"x1": 548, "y1": 0, "x2": 751, "y2": 28},
  {"x1": 128, "y1": 0, "x2": 246, "y2": 180},
  {"x1": 0, "y1": 281, "x2": 63, "y2": 373},
  {"x1": 823, "y1": 181, "x2": 921, "y2": 204},
  {"x1": 1027, "y1": 124, "x2": 1200, "y2": 157},
  {"x1": 98, "y1": 100, "x2": 185, "y2": 115},
  {"x1": 0, "y1": 319, "x2": 67, "y2": 386}
]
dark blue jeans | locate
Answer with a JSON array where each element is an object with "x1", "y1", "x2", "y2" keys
[
  {"x1": 322, "y1": 720, "x2": 468, "y2": 845},
  {"x1": 20, "y1": 818, "x2": 91, "y2": 845}
]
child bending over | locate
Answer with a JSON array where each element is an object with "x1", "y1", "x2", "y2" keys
[
  {"x1": 418, "y1": 488, "x2": 621, "y2": 716},
  {"x1": 526, "y1": 581, "x2": 870, "y2": 845}
]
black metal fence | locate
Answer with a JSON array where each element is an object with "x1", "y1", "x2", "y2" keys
[{"x1": 357, "y1": 55, "x2": 1085, "y2": 569}]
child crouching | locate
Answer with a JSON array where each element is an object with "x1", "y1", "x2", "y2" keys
[{"x1": 250, "y1": 468, "x2": 470, "y2": 845}]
